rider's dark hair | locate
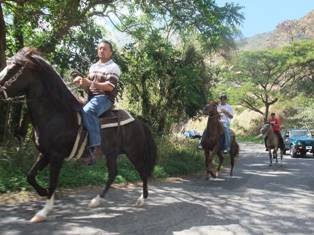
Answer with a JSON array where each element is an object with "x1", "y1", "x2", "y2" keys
[{"x1": 99, "y1": 40, "x2": 113, "y2": 52}]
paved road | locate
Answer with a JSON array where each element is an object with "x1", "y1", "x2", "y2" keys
[{"x1": 1, "y1": 142, "x2": 314, "y2": 235}]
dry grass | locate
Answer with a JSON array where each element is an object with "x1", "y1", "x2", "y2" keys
[{"x1": 183, "y1": 106, "x2": 264, "y2": 136}]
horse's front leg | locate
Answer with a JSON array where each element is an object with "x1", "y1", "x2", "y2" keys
[
  {"x1": 275, "y1": 151, "x2": 278, "y2": 163},
  {"x1": 216, "y1": 151, "x2": 224, "y2": 177},
  {"x1": 27, "y1": 153, "x2": 49, "y2": 196},
  {"x1": 30, "y1": 156, "x2": 63, "y2": 223},
  {"x1": 205, "y1": 149, "x2": 216, "y2": 180},
  {"x1": 89, "y1": 154, "x2": 118, "y2": 208},
  {"x1": 268, "y1": 150, "x2": 272, "y2": 166}
]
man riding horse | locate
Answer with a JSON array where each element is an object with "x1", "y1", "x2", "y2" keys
[
  {"x1": 73, "y1": 40, "x2": 121, "y2": 165},
  {"x1": 198, "y1": 95, "x2": 234, "y2": 153},
  {"x1": 264, "y1": 113, "x2": 285, "y2": 151}
]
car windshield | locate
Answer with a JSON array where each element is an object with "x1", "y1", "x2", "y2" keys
[{"x1": 290, "y1": 130, "x2": 311, "y2": 136}]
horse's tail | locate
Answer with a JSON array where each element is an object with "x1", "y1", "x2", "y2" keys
[{"x1": 142, "y1": 123, "x2": 158, "y2": 177}]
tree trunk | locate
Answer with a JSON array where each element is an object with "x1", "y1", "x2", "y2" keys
[
  {"x1": 15, "y1": 106, "x2": 30, "y2": 142},
  {"x1": 0, "y1": 4, "x2": 6, "y2": 69},
  {"x1": 0, "y1": 103, "x2": 9, "y2": 142}
]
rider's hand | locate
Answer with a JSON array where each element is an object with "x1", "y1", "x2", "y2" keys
[{"x1": 73, "y1": 76, "x2": 82, "y2": 83}]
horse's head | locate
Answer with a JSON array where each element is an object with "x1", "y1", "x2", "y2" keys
[
  {"x1": 260, "y1": 122, "x2": 272, "y2": 136},
  {"x1": 203, "y1": 101, "x2": 219, "y2": 116},
  {"x1": 0, "y1": 47, "x2": 39, "y2": 101}
]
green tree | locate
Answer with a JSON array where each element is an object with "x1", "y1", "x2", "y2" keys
[
  {"x1": 0, "y1": 0, "x2": 244, "y2": 140},
  {"x1": 122, "y1": 33, "x2": 210, "y2": 134},
  {"x1": 227, "y1": 41, "x2": 314, "y2": 121},
  {"x1": 1, "y1": 0, "x2": 244, "y2": 65},
  {"x1": 283, "y1": 39, "x2": 314, "y2": 98}
]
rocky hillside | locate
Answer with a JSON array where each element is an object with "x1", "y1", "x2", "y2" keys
[{"x1": 237, "y1": 10, "x2": 314, "y2": 51}]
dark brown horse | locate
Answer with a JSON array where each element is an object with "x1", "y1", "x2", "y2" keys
[
  {"x1": 0, "y1": 47, "x2": 157, "y2": 222},
  {"x1": 202, "y1": 101, "x2": 239, "y2": 180},
  {"x1": 260, "y1": 122, "x2": 283, "y2": 166}
]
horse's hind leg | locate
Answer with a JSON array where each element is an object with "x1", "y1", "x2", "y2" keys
[
  {"x1": 89, "y1": 154, "x2": 118, "y2": 208},
  {"x1": 269, "y1": 151, "x2": 272, "y2": 166},
  {"x1": 134, "y1": 168, "x2": 148, "y2": 207},
  {"x1": 280, "y1": 150, "x2": 283, "y2": 165},
  {"x1": 229, "y1": 152, "x2": 235, "y2": 177},
  {"x1": 125, "y1": 153, "x2": 148, "y2": 206}
]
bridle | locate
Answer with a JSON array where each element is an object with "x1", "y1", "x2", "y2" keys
[
  {"x1": 260, "y1": 123, "x2": 271, "y2": 136},
  {"x1": 0, "y1": 63, "x2": 27, "y2": 102},
  {"x1": 203, "y1": 105, "x2": 220, "y2": 119}
]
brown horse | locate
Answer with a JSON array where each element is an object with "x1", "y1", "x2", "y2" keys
[
  {"x1": 0, "y1": 47, "x2": 157, "y2": 222},
  {"x1": 260, "y1": 122, "x2": 283, "y2": 166},
  {"x1": 202, "y1": 101, "x2": 239, "y2": 180}
]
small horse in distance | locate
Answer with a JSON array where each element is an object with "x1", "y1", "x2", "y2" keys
[
  {"x1": 202, "y1": 101, "x2": 239, "y2": 180},
  {"x1": 260, "y1": 122, "x2": 283, "y2": 166},
  {"x1": 0, "y1": 47, "x2": 158, "y2": 222}
]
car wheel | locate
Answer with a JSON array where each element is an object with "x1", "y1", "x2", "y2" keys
[
  {"x1": 290, "y1": 145, "x2": 297, "y2": 158},
  {"x1": 300, "y1": 151, "x2": 307, "y2": 157},
  {"x1": 283, "y1": 149, "x2": 286, "y2": 155}
]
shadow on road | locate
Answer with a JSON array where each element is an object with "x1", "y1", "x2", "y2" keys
[{"x1": 0, "y1": 142, "x2": 313, "y2": 235}]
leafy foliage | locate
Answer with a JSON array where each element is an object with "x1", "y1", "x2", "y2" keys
[
  {"x1": 224, "y1": 40, "x2": 314, "y2": 121},
  {"x1": 1, "y1": 0, "x2": 244, "y2": 141},
  {"x1": 121, "y1": 33, "x2": 210, "y2": 133}
]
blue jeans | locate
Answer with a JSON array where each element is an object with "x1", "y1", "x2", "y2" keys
[
  {"x1": 82, "y1": 95, "x2": 113, "y2": 148},
  {"x1": 222, "y1": 122, "x2": 231, "y2": 151},
  {"x1": 200, "y1": 122, "x2": 231, "y2": 151}
]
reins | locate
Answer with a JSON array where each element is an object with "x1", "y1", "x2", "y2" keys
[
  {"x1": 207, "y1": 114, "x2": 220, "y2": 119},
  {"x1": 0, "y1": 63, "x2": 26, "y2": 102}
]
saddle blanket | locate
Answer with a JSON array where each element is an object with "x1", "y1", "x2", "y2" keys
[{"x1": 99, "y1": 109, "x2": 135, "y2": 128}]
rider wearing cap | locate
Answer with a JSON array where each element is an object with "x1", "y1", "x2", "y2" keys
[
  {"x1": 198, "y1": 95, "x2": 234, "y2": 153},
  {"x1": 217, "y1": 95, "x2": 234, "y2": 153}
]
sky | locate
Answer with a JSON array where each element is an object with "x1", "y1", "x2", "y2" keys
[{"x1": 218, "y1": 0, "x2": 314, "y2": 37}]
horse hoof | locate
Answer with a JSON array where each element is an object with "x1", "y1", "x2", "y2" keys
[
  {"x1": 135, "y1": 198, "x2": 144, "y2": 207},
  {"x1": 30, "y1": 215, "x2": 46, "y2": 223},
  {"x1": 88, "y1": 199, "x2": 100, "y2": 208},
  {"x1": 269, "y1": 164, "x2": 272, "y2": 166}
]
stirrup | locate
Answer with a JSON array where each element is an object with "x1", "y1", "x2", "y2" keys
[
  {"x1": 197, "y1": 144, "x2": 204, "y2": 150},
  {"x1": 83, "y1": 148, "x2": 97, "y2": 165}
]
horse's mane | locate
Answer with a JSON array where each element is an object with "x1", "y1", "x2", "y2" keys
[{"x1": 12, "y1": 47, "x2": 81, "y2": 111}]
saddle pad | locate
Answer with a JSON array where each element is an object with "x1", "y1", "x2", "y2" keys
[{"x1": 99, "y1": 109, "x2": 135, "y2": 128}]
